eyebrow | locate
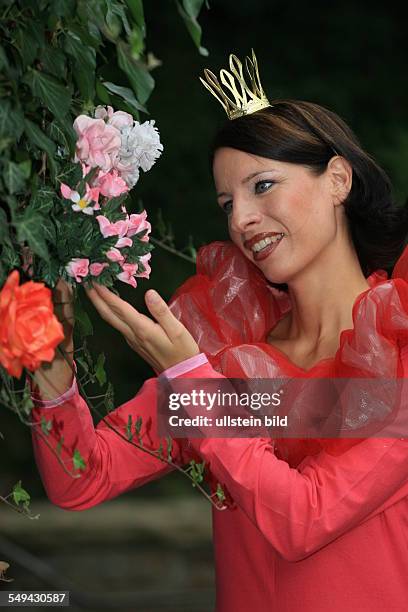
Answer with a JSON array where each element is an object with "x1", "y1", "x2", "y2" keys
[{"x1": 216, "y1": 170, "x2": 277, "y2": 198}]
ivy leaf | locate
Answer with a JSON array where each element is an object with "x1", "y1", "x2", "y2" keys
[
  {"x1": 22, "y1": 382, "x2": 34, "y2": 416},
  {"x1": 102, "y1": 81, "x2": 147, "y2": 114},
  {"x1": 74, "y1": 298, "x2": 93, "y2": 336},
  {"x1": 0, "y1": 209, "x2": 9, "y2": 244},
  {"x1": 104, "y1": 381, "x2": 115, "y2": 413},
  {"x1": 40, "y1": 416, "x2": 52, "y2": 436},
  {"x1": 117, "y1": 42, "x2": 154, "y2": 105},
  {"x1": 0, "y1": 101, "x2": 24, "y2": 141},
  {"x1": 3, "y1": 160, "x2": 31, "y2": 194},
  {"x1": 14, "y1": 209, "x2": 49, "y2": 260},
  {"x1": 216, "y1": 483, "x2": 226, "y2": 502},
  {"x1": 12, "y1": 481, "x2": 31, "y2": 510},
  {"x1": 40, "y1": 45, "x2": 66, "y2": 78},
  {"x1": 95, "y1": 352, "x2": 106, "y2": 386},
  {"x1": 166, "y1": 436, "x2": 173, "y2": 461},
  {"x1": 64, "y1": 31, "x2": 96, "y2": 101},
  {"x1": 126, "y1": 414, "x2": 133, "y2": 441},
  {"x1": 30, "y1": 187, "x2": 56, "y2": 215},
  {"x1": 56, "y1": 435, "x2": 65, "y2": 457},
  {"x1": 73, "y1": 449, "x2": 86, "y2": 471},
  {"x1": 24, "y1": 119, "x2": 57, "y2": 178},
  {"x1": 24, "y1": 69, "x2": 72, "y2": 121}
]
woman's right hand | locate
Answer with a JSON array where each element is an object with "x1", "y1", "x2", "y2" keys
[{"x1": 31, "y1": 278, "x2": 76, "y2": 401}]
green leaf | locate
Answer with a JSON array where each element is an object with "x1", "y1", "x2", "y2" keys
[
  {"x1": 14, "y1": 209, "x2": 49, "y2": 260},
  {"x1": 129, "y1": 25, "x2": 145, "y2": 59},
  {"x1": 166, "y1": 436, "x2": 173, "y2": 461},
  {"x1": 37, "y1": 258, "x2": 61, "y2": 287},
  {"x1": 30, "y1": 187, "x2": 56, "y2": 214},
  {"x1": 0, "y1": 101, "x2": 24, "y2": 141},
  {"x1": 40, "y1": 45, "x2": 66, "y2": 78},
  {"x1": 73, "y1": 296, "x2": 94, "y2": 336},
  {"x1": 104, "y1": 381, "x2": 115, "y2": 413},
  {"x1": 95, "y1": 352, "x2": 106, "y2": 386},
  {"x1": 22, "y1": 382, "x2": 34, "y2": 416},
  {"x1": 12, "y1": 481, "x2": 31, "y2": 509},
  {"x1": 0, "y1": 45, "x2": 9, "y2": 72},
  {"x1": 64, "y1": 32, "x2": 96, "y2": 101},
  {"x1": 102, "y1": 81, "x2": 147, "y2": 114},
  {"x1": 24, "y1": 69, "x2": 72, "y2": 120},
  {"x1": 0, "y1": 209, "x2": 9, "y2": 244},
  {"x1": 96, "y1": 79, "x2": 112, "y2": 104},
  {"x1": 117, "y1": 42, "x2": 154, "y2": 105},
  {"x1": 216, "y1": 483, "x2": 226, "y2": 502},
  {"x1": 135, "y1": 415, "x2": 142, "y2": 435},
  {"x1": 40, "y1": 416, "x2": 53, "y2": 436},
  {"x1": 73, "y1": 449, "x2": 86, "y2": 471},
  {"x1": 125, "y1": 0, "x2": 145, "y2": 29},
  {"x1": 56, "y1": 435, "x2": 65, "y2": 457},
  {"x1": 177, "y1": 0, "x2": 209, "y2": 56},
  {"x1": 126, "y1": 414, "x2": 133, "y2": 440},
  {"x1": 24, "y1": 119, "x2": 57, "y2": 177},
  {"x1": 3, "y1": 161, "x2": 31, "y2": 194}
]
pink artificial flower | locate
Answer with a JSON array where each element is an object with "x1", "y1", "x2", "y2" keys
[
  {"x1": 126, "y1": 210, "x2": 151, "y2": 241},
  {"x1": 96, "y1": 169, "x2": 129, "y2": 198},
  {"x1": 73, "y1": 116, "x2": 121, "y2": 172},
  {"x1": 94, "y1": 106, "x2": 133, "y2": 130},
  {"x1": 89, "y1": 262, "x2": 109, "y2": 277},
  {"x1": 116, "y1": 263, "x2": 138, "y2": 288},
  {"x1": 108, "y1": 110, "x2": 133, "y2": 130},
  {"x1": 96, "y1": 216, "x2": 129, "y2": 238},
  {"x1": 115, "y1": 236, "x2": 133, "y2": 248},
  {"x1": 65, "y1": 258, "x2": 89, "y2": 283},
  {"x1": 106, "y1": 248, "x2": 124, "y2": 263},
  {"x1": 81, "y1": 162, "x2": 92, "y2": 177},
  {"x1": 94, "y1": 105, "x2": 114, "y2": 120},
  {"x1": 135, "y1": 253, "x2": 151, "y2": 279},
  {"x1": 60, "y1": 182, "x2": 100, "y2": 215}
]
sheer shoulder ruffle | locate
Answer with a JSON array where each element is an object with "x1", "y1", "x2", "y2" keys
[{"x1": 169, "y1": 241, "x2": 291, "y2": 364}]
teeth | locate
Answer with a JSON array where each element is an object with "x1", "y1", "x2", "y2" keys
[{"x1": 252, "y1": 234, "x2": 283, "y2": 252}]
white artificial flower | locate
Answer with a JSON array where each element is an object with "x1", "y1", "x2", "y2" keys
[{"x1": 115, "y1": 120, "x2": 164, "y2": 187}]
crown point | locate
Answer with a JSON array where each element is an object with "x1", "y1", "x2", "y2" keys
[{"x1": 200, "y1": 49, "x2": 270, "y2": 120}]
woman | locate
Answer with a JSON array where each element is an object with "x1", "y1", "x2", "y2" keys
[{"x1": 31, "y1": 93, "x2": 408, "y2": 609}]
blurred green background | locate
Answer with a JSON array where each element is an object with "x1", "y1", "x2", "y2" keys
[{"x1": 1, "y1": 1, "x2": 408, "y2": 608}]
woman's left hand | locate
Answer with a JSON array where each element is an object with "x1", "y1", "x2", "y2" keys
[{"x1": 84, "y1": 284, "x2": 200, "y2": 374}]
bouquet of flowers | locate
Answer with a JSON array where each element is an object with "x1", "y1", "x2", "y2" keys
[{"x1": 0, "y1": 105, "x2": 163, "y2": 378}]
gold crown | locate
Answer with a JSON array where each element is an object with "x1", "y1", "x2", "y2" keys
[{"x1": 199, "y1": 49, "x2": 271, "y2": 120}]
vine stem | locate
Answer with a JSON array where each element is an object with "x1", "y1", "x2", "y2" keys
[
  {"x1": 149, "y1": 236, "x2": 195, "y2": 264},
  {"x1": 0, "y1": 494, "x2": 39, "y2": 519}
]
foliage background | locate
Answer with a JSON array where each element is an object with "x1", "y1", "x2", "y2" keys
[{"x1": 1, "y1": 0, "x2": 408, "y2": 603}]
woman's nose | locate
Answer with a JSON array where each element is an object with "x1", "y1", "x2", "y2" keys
[{"x1": 230, "y1": 201, "x2": 263, "y2": 233}]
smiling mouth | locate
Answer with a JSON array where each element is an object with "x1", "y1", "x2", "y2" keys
[{"x1": 251, "y1": 234, "x2": 285, "y2": 261}]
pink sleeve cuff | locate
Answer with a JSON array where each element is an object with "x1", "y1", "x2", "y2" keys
[
  {"x1": 33, "y1": 377, "x2": 78, "y2": 408},
  {"x1": 30, "y1": 362, "x2": 78, "y2": 408},
  {"x1": 159, "y1": 353, "x2": 209, "y2": 379}
]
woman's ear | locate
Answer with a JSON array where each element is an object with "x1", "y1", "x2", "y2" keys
[{"x1": 327, "y1": 156, "x2": 352, "y2": 206}]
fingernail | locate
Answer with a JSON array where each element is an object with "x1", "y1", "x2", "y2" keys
[{"x1": 147, "y1": 290, "x2": 159, "y2": 303}]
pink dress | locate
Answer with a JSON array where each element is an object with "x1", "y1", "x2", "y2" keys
[{"x1": 31, "y1": 240, "x2": 408, "y2": 611}]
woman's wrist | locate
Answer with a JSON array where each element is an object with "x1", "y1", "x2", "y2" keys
[{"x1": 31, "y1": 355, "x2": 75, "y2": 403}]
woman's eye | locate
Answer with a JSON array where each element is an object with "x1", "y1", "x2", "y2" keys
[
  {"x1": 255, "y1": 180, "x2": 275, "y2": 194},
  {"x1": 221, "y1": 201, "x2": 233, "y2": 215}
]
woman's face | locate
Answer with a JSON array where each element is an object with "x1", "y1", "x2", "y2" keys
[{"x1": 213, "y1": 147, "x2": 348, "y2": 284}]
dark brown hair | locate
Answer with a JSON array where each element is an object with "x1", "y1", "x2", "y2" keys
[{"x1": 209, "y1": 100, "x2": 408, "y2": 280}]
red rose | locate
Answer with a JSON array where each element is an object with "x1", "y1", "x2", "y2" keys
[{"x1": 0, "y1": 270, "x2": 64, "y2": 378}]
